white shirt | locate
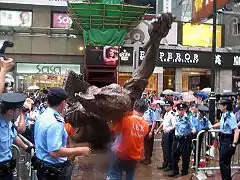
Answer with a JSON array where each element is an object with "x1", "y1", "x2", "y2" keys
[{"x1": 163, "y1": 110, "x2": 176, "y2": 131}]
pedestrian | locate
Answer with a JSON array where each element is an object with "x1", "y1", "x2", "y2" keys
[
  {"x1": 169, "y1": 103, "x2": 195, "y2": 177},
  {"x1": 0, "y1": 92, "x2": 33, "y2": 180},
  {"x1": 33, "y1": 87, "x2": 91, "y2": 180},
  {"x1": 142, "y1": 103, "x2": 157, "y2": 165},
  {"x1": 212, "y1": 99, "x2": 239, "y2": 180},
  {"x1": 191, "y1": 105, "x2": 212, "y2": 169},
  {"x1": 109, "y1": 99, "x2": 149, "y2": 180},
  {"x1": 0, "y1": 57, "x2": 14, "y2": 94},
  {"x1": 157, "y1": 100, "x2": 176, "y2": 172}
]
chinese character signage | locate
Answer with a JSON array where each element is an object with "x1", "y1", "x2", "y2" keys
[
  {"x1": 182, "y1": 23, "x2": 222, "y2": 47},
  {"x1": 192, "y1": 0, "x2": 229, "y2": 23}
]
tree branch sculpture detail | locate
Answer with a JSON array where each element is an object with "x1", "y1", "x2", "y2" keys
[{"x1": 64, "y1": 13, "x2": 175, "y2": 149}]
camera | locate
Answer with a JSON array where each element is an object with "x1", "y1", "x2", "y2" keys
[{"x1": 0, "y1": 40, "x2": 14, "y2": 57}]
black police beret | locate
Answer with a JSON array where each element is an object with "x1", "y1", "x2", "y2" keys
[
  {"x1": 48, "y1": 87, "x2": 68, "y2": 101},
  {"x1": 164, "y1": 100, "x2": 174, "y2": 106},
  {"x1": 219, "y1": 99, "x2": 232, "y2": 105},
  {"x1": 197, "y1": 105, "x2": 209, "y2": 112},
  {"x1": 1, "y1": 93, "x2": 27, "y2": 109},
  {"x1": 176, "y1": 103, "x2": 187, "y2": 110}
]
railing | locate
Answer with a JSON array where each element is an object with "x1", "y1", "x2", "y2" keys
[
  {"x1": 191, "y1": 129, "x2": 240, "y2": 180},
  {"x1": 12, "y1": 134, "x2": 37, "y2": 180}
]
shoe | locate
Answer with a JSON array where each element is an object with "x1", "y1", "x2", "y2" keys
[
  {"x1": 164, "y1": 167, "x2": 171, "y2": 172},
  {"x1": 142, "y1": 159, "x2": 151, "y2": 165},
  {"x1": 181, "y1": 172, "x2": 188, "y2": 176},
  {"x1": 157, "y1": 165, "x2": 166, "y2": 169},
  {"x1": 168, "y1": 171, "x2": 179, "y2": 177}
]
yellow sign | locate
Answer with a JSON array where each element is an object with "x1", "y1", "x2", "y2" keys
[
  {"x1": 182, "y1": 23, "x2": 222, "y2": 47},
  {"x1": 194, "y1": 0, "x2": 203, "y2": 12}
]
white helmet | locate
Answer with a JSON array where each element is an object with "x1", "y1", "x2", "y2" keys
[{"x1": 5, "y1": 73, "x2": 14, "y2": 92}]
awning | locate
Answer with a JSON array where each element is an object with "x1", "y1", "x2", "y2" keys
[{"x1": 68, "y1": 1, "x2": 149, "y2": 46}]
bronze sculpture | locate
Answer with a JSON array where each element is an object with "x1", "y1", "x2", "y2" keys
[{"x1": 64, "y1": 13, "x2": 175, "y2": 149}]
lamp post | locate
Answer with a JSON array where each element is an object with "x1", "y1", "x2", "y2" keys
[{"x1": 209, "y1": 0, "x2": 217, "y2": 124}]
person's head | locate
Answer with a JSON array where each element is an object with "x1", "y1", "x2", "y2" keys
[
  {"x1": 34, "y1": 99, "x2": 41, "y2": 107},
  {"x1": 4, "y1": 74, "x2": 14, "y2": 93},
  {"x1": 20, "y1": 12, "x2": 30, "y2": 24},
  {"x1": 164, "y1": 100, "x2": 173, "y2": 112},
  {"x1": 47, "y1": 87, "x2": 68, "y2": 113},
  {"x1": 191, "y1": 104, "x2": 198, "y2": 114},
  {"x1": 0, "y1": 93, "x2": 27, "y2": 121},
  {"x1": 106, "y1": 47, "x2": 116, "y2": 58},
  {"x1": 133, "y1": 99, "x2": 148, "y2": 116},
  {"x1": 219, "y1": 99, "x2": 233, "y2": 112},
  {"x1": 177, "y1": 103, "x2": 187, "y2": 117}
]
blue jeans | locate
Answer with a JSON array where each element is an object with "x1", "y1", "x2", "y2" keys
[{"x1": 109, "y1": 157, "x2": 137, "y2": 180}]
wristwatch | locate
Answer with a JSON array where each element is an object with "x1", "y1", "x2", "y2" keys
[{"x1": 232, "y1": 142, "x2": 237, "y2": 147}]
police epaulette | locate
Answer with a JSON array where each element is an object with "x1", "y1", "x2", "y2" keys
[
  {"x1": 185, "y1": 117, "x2": 189, "y2": 121},
  {"x1": 54, "y1": 113, "x2": 63, "y2": 123}
]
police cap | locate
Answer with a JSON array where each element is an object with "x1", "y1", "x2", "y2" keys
[
  {"x1": 48, "y1": 87, "x2": 68, "y2": 101},
  {"x1": 176, "y1": 103, "x2": 187, "y2": 110},
  {"x1": 1, "y1": 93, "x2": 27, "y2": 109},
  {"x1": 219, "y1": 99, "x2": 232, "y2": 105},
  {"x1": 164, "y1": 100, "x2": 174, "y2": 106},
  {"x1": 197, "y1": 105, "x2": 209, "y2": 112}
]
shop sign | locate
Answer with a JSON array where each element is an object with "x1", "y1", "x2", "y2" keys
[
  {"x1": 52, "y1": 13, "x2": 72, "y2": 28},
  {"x1": 0, "y1": 0, "x2": 81, "y2": 6},
  {"x1": 119, "y1": 47, "x2": 133, "y2": 65},
  {"x1": 16, "y1": 63, "x2": 80, "y2": 74},
  {"x1": 0, "y1": 10, "x2": 32, "y2": 27},
  {"x1": 192, "y1": 0, "x2": 229, "y2": 23},
  {"x1": 182, "y1": 23, "x2": 222, "y2": 48}
]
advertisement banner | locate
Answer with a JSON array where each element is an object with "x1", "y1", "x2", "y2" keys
[
  {"x1": 16, "y1": 63, "x2": 80, "y2": 74},
  {"x1": 86, "y1": 46, "x2": 119, "y2": 66},
  {"x1": 125, "y1": 21, "x2": 178, "y2": 45},
  {"x1": 52, "y1": 13, "x2": 72, "y2": 28},
  {"x1": 192, "y1": 0, "x2": 229, "y2": 23},
  {"x1": 0, "y1": 0, "x2": 81, "y2": 6},
  {"x1": 182, "y1": 23, "x2": 222, "y2": 47},
  {"x1": 0, "y1": 10, "x2": 32, "y2": 27}
]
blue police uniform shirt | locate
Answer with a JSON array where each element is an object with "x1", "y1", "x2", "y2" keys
[
  {"x1": 191, "y1": 116, "x2": 212, "y2": 133},
  {"x1": 143, "y1": 108, "x2": 157, "y2": 126},
  {"x1": 34, "y1": 108, "x2": 68, "y2": 164},
  {"x1": 0, "y1": 116, "x2": 17, "y2": 162},
  {"x1": 220, "y1": 112, "x2": 238, "y2": 134},
  {"x1": 175, "y1": 115, "x2": 194, "y2": 136},
  {"x1": 38, "y1": 104, "x2": 47, "y2": 115}
]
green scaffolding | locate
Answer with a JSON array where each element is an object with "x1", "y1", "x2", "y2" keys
[{"x1": 68, "y1": 1, "x2": 149, "y2": 46}]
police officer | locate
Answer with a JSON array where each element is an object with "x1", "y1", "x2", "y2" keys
[
  {"x1": 34, "y1": 87, "x2": 91, "y2": 180},
  {"x1": 191, "y1": 105, "x2": 212, "y2": 168},
  {"x1": 157, "y1": 100, "x2": 176, "y2": 171},
  {"x1": 0, "y1": 92, "x2": 32, "y2": 180},
  {"x1": 142, "y1": 102, "x2": 157, "y2": 165},
  {"x1": 169, "y1": 103, "x2": 195, "y2": 177},
  {"x1": 212, "y1": 99, "x2": 239, "y2": 180}
]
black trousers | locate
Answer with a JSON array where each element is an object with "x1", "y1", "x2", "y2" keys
[
  {"x1": 37, "y1": 163, "x2": 73, "y2": 180},
  {"x1": 171, "y1": 136, "x2": 191, "y2": 174},
  {"x1": 162, "y1": 131, "x2": 174, "y2": 168},
  {"x1": 219, "y1": 135, "x2": 235, "y2": 180},
  {"x1": 144, "y1": 125, "x2": 154, "y2": 160},
  {"x1": 0, "y1": 171, "x2": 13, "y2": 180}
]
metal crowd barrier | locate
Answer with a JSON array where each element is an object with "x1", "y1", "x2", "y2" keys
[
  {"x1": 12, "y1": 134, "x2": 37, "y2": 180},
  {"x1": 190, "y1": 129, "x2": 240, "y2": 180}
]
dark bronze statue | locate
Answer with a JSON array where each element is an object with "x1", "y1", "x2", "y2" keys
[{"x1": 64, "y1": 13, "x2": 175, "y2": 149}]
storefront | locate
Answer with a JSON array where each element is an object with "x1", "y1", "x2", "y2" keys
[
  {"x1": 120, "y1": 45, "x2": 239, "y2": 93},
  {"x1": 16, "y1": 63, "x2": 81, "y2": 91}
]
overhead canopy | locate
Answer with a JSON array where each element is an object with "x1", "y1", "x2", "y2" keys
[{"x1": 68, "y1": 1, "x2": 149, "y2": 46}]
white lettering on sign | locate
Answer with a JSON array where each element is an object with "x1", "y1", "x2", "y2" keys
[
  {"x1": 119, "y1": 49, "x2": 131, "y2": 61},
  {"x1": 57, "y1": 15, "x2": 72, "y2": 24},
  {"x1": 233, "y1": 56, "x2": 240, "y2": 66},
  {"x1": 215, "y1": 54, "x2": 222, "y2": 65},
  {"x1": 139, "y1": 50, "x2": 200, "y2": 64}
]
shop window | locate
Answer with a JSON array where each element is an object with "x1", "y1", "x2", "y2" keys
[
  {"x1": 232, "y1": 17, "x2": 240, "y2": 36},
  {"x1": 163, "y1": 68, "x2": 175, "y2": 91}
]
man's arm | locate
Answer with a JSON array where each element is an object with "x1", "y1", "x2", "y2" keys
[
  {"x1": 0, "y1": 58, "x2": 14, "y2": 94},
  {"x1": 14, "y1": 136, "x2": 28, "y2": 151},
  {"x1": 16, "y1": 112, "x2": 26, "y2": 133}
]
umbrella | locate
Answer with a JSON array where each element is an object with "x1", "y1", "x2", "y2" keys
[
  {"x1": 152, "y1": 100, "x2": 165, "y2": 105},
  {"x1": 194, "y1": 92, "x2": 209, "y2": 100},
  {"x1": 27, "y1": 85, "x2": 40, "y2": 90},
  {"x1": 201, "y1": 87, "x2": 211, "y2": 94},
  {"x1": 183, "y1": 94, "x2": 198, "y2": 102},
  {"x1": 221, "y1": 92, "x2": 237, "y2": 97},
  {"x1": 173, "y1": 92, "x2": 182, "y2": 97},
  {"x1": 197, "y1": 105, "x2": 209, "y2": 112},
  {"x1": 162, "y1": 89, "x2": 173, "y2": 95}
]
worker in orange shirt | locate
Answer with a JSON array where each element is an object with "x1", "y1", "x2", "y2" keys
[{"x1": 109, "y1": 99, "x2": 149, "y2": 180}]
